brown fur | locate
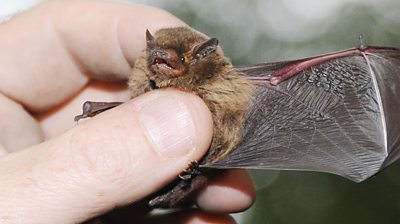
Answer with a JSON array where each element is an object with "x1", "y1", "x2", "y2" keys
[{"x1": 128, "y1": 27, "x2": 253, "y2": 207}]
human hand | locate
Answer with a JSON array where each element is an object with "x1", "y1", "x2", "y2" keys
[{"x1": 0, "y1": 1, "x2": 255, "y2": 223}]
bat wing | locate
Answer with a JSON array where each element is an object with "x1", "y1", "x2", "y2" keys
[{"x1": 204, "y1": 46, "x2": 400, "y2": 182}]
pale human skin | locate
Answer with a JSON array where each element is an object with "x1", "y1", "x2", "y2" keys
[{"x1": 0, "y1": 0, "x2": 254, "y2": 223}]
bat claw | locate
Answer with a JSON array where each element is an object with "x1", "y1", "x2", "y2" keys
[
  {"x1": 178, "y1": 173, "x2": 192, "y2": 180},
  {"x1": 358, "y1": 34, "x2": 367, "y2": 50},
  {"x1": 179, "y1": 160, "x2": 200, "y2": 181},
  {"x1": 74, "y1": 114, "x2": 85, "y2": 123}
]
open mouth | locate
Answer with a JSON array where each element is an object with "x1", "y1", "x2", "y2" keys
[
  {"x1": 149, "y1": 52, "x2": 182, "y2": 77},
  {"x1": 153, "y1": 57, "x2": 175, "y2": 70}
]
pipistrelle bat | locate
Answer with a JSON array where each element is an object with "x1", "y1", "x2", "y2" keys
[{"x1": 75, "y1": 26, "x2": 400, "y2": 208}]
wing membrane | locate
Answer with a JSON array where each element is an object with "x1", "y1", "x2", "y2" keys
[{"x1": 203, "y1": 47, "x2": 400, "y2": 182}]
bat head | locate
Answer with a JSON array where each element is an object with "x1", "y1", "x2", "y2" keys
[{"x1": 145, "y1": 27, "x2": 230, "y2": 90}]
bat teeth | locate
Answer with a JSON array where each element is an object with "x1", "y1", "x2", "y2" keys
[{"x1": 154, "y1": 58, "x2": 174, "y2": 70}]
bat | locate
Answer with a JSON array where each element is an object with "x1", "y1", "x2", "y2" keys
[{"x1": 75, "y1": 27, "x2": 400, "y2": 208}]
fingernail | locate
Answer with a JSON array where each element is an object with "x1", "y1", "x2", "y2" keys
[{"x1": 135, "y1": 90, "x2": 201, "y2": 158}]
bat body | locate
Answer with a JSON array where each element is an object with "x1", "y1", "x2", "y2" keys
[
  {"x1": 75, "y1": 27, "x2": 400, "y2": 208},
  {"x1": 128, "y1": 27, "x2": 252, "y2": 207}
]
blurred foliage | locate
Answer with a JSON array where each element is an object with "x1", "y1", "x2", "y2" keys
[
  {"x1": 131, "y1": 0, "x2": 400, "y2": 63},
  {"x1": 130, "y1": 0, "x2": 400, "y2": 223},
  {"x1": 249, "y1": 162, "x2": 400, "y2": 224}
]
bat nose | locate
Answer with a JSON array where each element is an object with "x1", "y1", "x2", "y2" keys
[
  {"x1": 151, "y1": 49, "x2": 179, "y2": 64},
  {"x1": 152, "y1": 50, "x2": 168, "y2": 58}
]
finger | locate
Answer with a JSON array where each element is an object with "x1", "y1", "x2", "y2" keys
[
  {"x1": 0, "y1": 93, "x2": 44, "y2": 152},
  {"x1": 37, "y1": 81, "x2": 130, "y2": 139},
  {"x1": 0, "y1": 81, "x2": 128, "y2": 150},
  {"x1": 0, "y1": 89, "x2": 212, "y2": 224},
  {"x1": 196, "y1": 170, "x2": 255, "y2": 213},
  {"x1": 0, "y1": 144, "x2": 8, "y2": 156},
  {"x1": 138, "y1": 210, "x2": 236, "y2": 224},
  {"x1": 102, "y1": 205, "x2": 236, "y2": 224},
  {"x1": 0, "y1": 0, "x2": 185, "y2": 112}
]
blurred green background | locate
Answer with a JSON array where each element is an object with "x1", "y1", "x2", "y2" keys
[{"x1": 125, "y1": 0, "x2": 400, "y2": 223}]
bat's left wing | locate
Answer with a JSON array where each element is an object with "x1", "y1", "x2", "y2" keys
[{"x1": 202, "y1": 46, "x2": 400, "y2": 182}]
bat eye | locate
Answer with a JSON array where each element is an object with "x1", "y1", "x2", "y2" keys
[{"x1": 180, "y1": 56, "x2": 185, "y2": 63}]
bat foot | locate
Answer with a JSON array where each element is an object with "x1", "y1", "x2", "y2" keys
[
  {"x1": 148, "y1": 177, "x2": 192, "y2": 208},
  {"x1": 148, "y1": 161, "x2": 208, "y2": 208},
  {"x1": 149, "y1": 173, "x2": 208, "y2": 208}
]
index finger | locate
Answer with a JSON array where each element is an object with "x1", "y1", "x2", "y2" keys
[{"x1": 0, "y1": 0, "x2": 185, "y2": 112}]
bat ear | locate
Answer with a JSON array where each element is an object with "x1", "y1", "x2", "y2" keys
[
  {"x1": 192, "y1": 38, "x2": 219, "y2": 61},
  {"x1": 146, "y1": 29, "x2": 155, "y2": 48}
]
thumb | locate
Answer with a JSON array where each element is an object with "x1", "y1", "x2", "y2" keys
[{"x1": 0, "y1": 89, "x2": 213, "y2": 224}]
